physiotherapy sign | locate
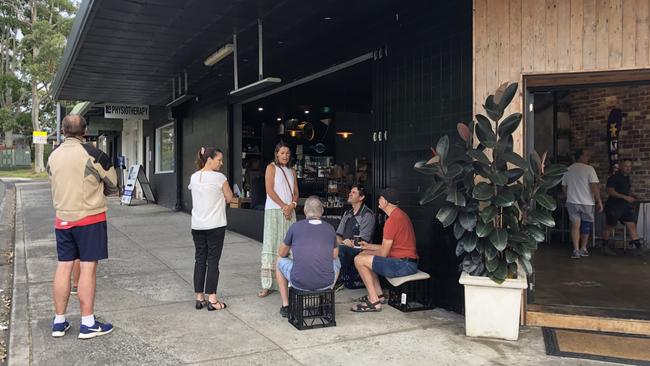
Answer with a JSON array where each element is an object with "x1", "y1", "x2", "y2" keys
[{"x1": 104, "y1": 104, "x2": 149, "y2": 120}]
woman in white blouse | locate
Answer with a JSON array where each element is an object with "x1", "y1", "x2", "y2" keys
[{"x1": 188, "y1": 147, "x2": 233, "y2": 310}]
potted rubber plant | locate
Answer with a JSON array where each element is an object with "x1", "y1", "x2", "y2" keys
[{"x1": 414, "y1": 82, "x2": 566, "y2": 340}]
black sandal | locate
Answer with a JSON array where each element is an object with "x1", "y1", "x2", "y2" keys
[
  {"x1": 356, "y1": 293, "x2": 386, "y2": 304},
  {"x1": 195, "y1": 300, "x2": 206, "y2": 310},
  {"x1": 351, "y1": 299, "x2": 382, "y2": 312},
  {"x1": 207, "y1": 301, "x2": 227, "y2": 311}
]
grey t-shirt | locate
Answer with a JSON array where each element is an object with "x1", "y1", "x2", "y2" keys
[{"x1": 284, "y1": 219, "x2": 336, "y2": 290}]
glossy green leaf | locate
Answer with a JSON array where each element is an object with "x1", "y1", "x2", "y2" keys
[
  {"x1": 509, "y1": 200, "x2": 522, "y2": 215},
  {"x1": 472, "y1": 181, "x2": 494, "y2": 201},
  {"x1": 453, "y1": 221, "x2": 465, "y2": 240},
  {"x1": 502, "y1": 151, "x2": 529, "y2": 170},
  {"x1": 526, "y1": 225, "x2": 546, "y2": 243},
  {"x1": 446, "y1": 189, "x2": 467, "y2": 207},
  {"x1": 529, "y1": 151, "x2": 541, "y2": 175},
  {"x1": 489, "y1": 228, "x2": 508, "y2": 251},
  {"x1": 479, "y1": 205, "x2": 498, "y2": 223},
  {"x1": 510, "y1": 231, "x2": 531, "y2": 243},
  {"x1": 493, "y1": 82, "x2": 509, "y2": 105},
  {"x1": 475, "y1": 114, "x2": 496, "y2": 148},
  {"x1": 497, "y1": 82, "x2": 518, "y2": 111},
  {"x1": 486, "y1": 255, "x2": 500, "y2": 272},
  {"x1": 539, "y1": 175, "x2": 564, "y2": 191},
  {"x1": 459, "y1": 211, "x2": 477, "y2": 231},
  {"x1": 473, "y1": 161, "x2": 492, "y2": 179},
  {"x1": 491, "y1": 260, "x2": 508, "y2": 283},
  {"x1": 505, "y1": 249, "x2": 518, "y2": 264},
  {"x1": 487, "y1": 170, "x2": 508, "y2": 186},
  {"x1": 436, "y1": 135, "x2": 449, "y2": 163},
  {"x1": 521, "y1": 257, "x2": 533, "y2": 275},
  {"x1": 535, "y1": 192, "x2": 557, "y2": 211},
  {"x1": 468, "y1": 148, "x2": 491, "y2": 166},
  {"x1": 464, "y1": 199, "x2": 480, "y2": 213},
  {"x1": 476, "y1": 221, "x2": 494, "y2": 238},
  {"x1": 413, "y1": 160, "x2": 442, "y2": 176},
  {"x1": 471, "y1": 262, "x2": 485, "y2": 276},
  {"x1": 543, "y1": 164, "x2": 568, "y2": 177},
  {"x1": 528, "y1": 209, "x2": 555, "y2": 227},
  {"x1": 485, "y1": 241, "x2": 498, "y2": 260},
  {"x1": 461, "y1": 257, "x2": 478, "y2": 274},
  {"x1": 476, "y1": 239, "x2": 486, "y2": 254},
  {"x1": 436, "y1": 204, "x2": 459, "y2": 228},
  {"x1": 494, "y1": 188, "x2": 515, "y2": 207},
  {"x1": 505, "y1": 168, "x2": 524, "y2": 184},
  {"x1": 497, "y1": 113, "x2": 522, "y2": 138},
  {"x1": 495, "y1": 135, "x2": 514, "y2": 156},
  {"x1": 446, "y1": 163, "x2": 464, "y2": 179},
  {"x1": 455, "y1": 241, "x2": 465, "y2": 257},
  {"x1": 483, "y1": 96, "x2": 503, "y2": 122},
  {"x1": 523, "y1": 169, "x2": 534, "y2": 188},
  {"x1": 471, "y1": 250, "x2": 481, "y2": 263},
  {"x1": 419, "y1": 180, "x2": 446, "y2": 205},
  {"x1": 461, "y1": 232, "x2": 478, "y2": 252},
  {"x1": 521, "y1": 240, "x2": 537, "y2": 252}
]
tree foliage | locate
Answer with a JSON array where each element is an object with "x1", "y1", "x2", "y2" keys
[
  {"x1": 0, "y1": 0, "x2": 76, "y2": 170},
  {"x1": 0, "y1": 0, "x2": 29, "y2": 135}
]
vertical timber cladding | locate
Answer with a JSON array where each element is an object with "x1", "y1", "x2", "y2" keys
[
  {"x1": 375, "y1": 1, "x2": 473, "y2": 312},
  {"x1": 474, "y1": 0, "x2": 650, "y2": 155}
]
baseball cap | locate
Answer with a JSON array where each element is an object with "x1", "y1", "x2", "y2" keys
[{"x1": 380, "y1": 187, "x2": 400, "y2": 205}]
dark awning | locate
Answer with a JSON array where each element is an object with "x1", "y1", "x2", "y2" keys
[
  {"x1": 53, "y1": 0, "x2": 401, "y2": 106},
  {"x1": 52, "y1": 0, "x2": 282, "y2": 105}
]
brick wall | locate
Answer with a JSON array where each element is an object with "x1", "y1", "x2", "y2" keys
[{"x1": 568, "y1": 85, "x2": 650, "y2": 200}]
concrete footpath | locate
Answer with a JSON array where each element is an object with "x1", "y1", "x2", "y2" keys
[{"x1": 8, "y1": 181, "x2": 611, "y2": 366}]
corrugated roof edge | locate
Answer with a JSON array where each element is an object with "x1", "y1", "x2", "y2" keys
[{"x1": 51, "y1": 0, "x2": 99, "y2": 101}]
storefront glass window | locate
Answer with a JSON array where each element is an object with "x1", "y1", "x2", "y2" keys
[{"x1": 155, "y1": 123, "x2": 174, "y2": 173}]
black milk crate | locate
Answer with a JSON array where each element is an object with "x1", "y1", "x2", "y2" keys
[
  {"x1": 387, "y1": 276, "x2": 435, "y2": 312},
  {"x1": 288, "y1": 287, "x2": 336, "y2": 330}
]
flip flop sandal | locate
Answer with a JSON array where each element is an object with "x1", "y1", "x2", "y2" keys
[
  {"x1": 257, "y1": 289, "x2": 275, "y2": 298},
  {"x1": 356, "y1": 294, "x2": 386, "y2": 304},
  {"x1": 207, "y1": 301, "x2": 227, "y2": 311},
  {"x1": 350, "y1": 299, "x2": 382, "y2": 312}
]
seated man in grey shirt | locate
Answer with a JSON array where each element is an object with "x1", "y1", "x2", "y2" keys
[
  {"x1": 276, "y1": 196, "x2": 341, "y2": 317},
  {"x1": 335, "y1": 185, "x2": 376, "y2": 289}
]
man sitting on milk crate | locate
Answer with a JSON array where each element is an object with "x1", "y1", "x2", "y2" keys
[{"x1": 276, "y1": 196, "x2": 341, "y2": 318}]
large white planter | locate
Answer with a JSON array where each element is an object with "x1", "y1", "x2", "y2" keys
[{"x1": 458, "y1": 269, "x2": 527, "y2": 341}]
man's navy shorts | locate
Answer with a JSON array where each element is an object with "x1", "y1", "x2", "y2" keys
[{"x1": 55, "y1": 221, "x2": 108, "y2": 261}]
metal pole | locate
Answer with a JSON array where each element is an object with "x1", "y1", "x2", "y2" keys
[
  {"x1": 258, "y1": 19, "x2": 263, "y2": 81},
  {"x1": 184, "y1": 69, "x2": 188, "y2": 94},
  {"x1": 172, "y1": 77, "x2": 175, "y2": 99},
  {"x1": 56, "y1": 101, "x2": 61, "y2": 143},
  {"x1": 233, "y1": 33, "x2": 238, "y2": 89}
]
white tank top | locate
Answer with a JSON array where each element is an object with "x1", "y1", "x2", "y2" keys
[{"x1": 265, "y1": 163, "x2": 295, "y2": 210}]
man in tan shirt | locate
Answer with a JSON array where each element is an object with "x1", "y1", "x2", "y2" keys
[{"x1": 47, "y1": 115, "x2": 118, "y2": 339}]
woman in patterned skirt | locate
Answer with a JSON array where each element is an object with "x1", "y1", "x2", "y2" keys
[{"x1": 258, "y1": 141, "x2": 299, "y2": 297}]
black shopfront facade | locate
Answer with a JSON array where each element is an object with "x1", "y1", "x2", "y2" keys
[{"x1": 54, "y1": 0, "x2": 472, "y2": 313}]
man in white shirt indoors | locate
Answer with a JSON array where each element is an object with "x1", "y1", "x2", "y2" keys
[{"x1": 562, "y1": 149, "x2": 604, "y2": 259}]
